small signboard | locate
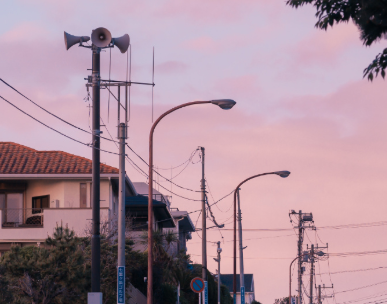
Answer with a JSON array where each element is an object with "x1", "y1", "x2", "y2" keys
[
  {"x1": 117, "y1": 266, "x2": 125, "y2": 304},
  {"x1": 241, "y1": 286, "x2": 245, "y2": 304},
  {"x1": 291, "y1": 297, "x2": 297, "y2": 304},
  {"x1": 190, "y1": 277, "x2": 205, "y2": 293}
]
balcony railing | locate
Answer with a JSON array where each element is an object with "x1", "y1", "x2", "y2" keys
[
  {"x1": 1, "y1": 208, "x2": 44, "y2": 228},
  {"x1": 140, "y1": 194, "x2": 171, "y2": 209}
]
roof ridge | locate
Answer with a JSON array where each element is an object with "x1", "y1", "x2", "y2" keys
[
  {"x1": 0, "y1": 142, "x2": 118, "y2": 174},
  {"x1": 0, "y1": 142, "x2": 37, "y2": 152},
  {"x1": 36, "y1": 150, "x2": 118, "y2": 171}
]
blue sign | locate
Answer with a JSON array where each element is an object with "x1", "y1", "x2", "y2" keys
[
  {"x1": 204, "y1": 281, "x2": 208, "y2": 304},
  {"x1": 234, "y1": 294, "x2": 237, "y2": 304},
  {"x1": 241, "y1": 286, "x2": 245, "y2": 304},
  {"x1": 117, "y1": 266, "x2": 125, "y2": 304},
  {"x1": 291, "y1": 297, "x2": 296, "y2": 304}
]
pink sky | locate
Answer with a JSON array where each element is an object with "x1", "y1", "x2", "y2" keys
[{"x1": 1, "y1": 1, "x2": 387, "y2": 304}]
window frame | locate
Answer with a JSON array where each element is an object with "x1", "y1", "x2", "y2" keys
[{"x1": 32, "y1": 195, "x2": 50, "y2": 214}]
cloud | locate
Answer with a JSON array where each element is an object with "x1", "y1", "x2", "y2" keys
[
  {"x1": 156, "y1": 61, "x2": 188, "y2": 74},
  {"x1": 290, "y1": 23, "x2": 361, "y2": 67}
]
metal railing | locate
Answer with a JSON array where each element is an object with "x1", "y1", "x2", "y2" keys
[
  {"x1": 140, "y1": 194, "x2": 171, "y2": 209},
  {"x1": 1, "y1": 208, "x2": 44, "y2": 227}
]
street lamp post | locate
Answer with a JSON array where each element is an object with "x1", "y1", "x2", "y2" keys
[
  {"x1": 289, "y1": 251, "x2": 325, "y2": 304},
  {"x1": 233, "y1": 171, "x2": 290, "y2": 304},
  {"x1": 147, "y1": 99, "x2": 236, "y2": 304}
]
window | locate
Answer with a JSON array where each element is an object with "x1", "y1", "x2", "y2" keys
[
  {"x1": 80, "y1": 183, "x2": 87, "y2": 208},
  {"x1": 32, "y1": 195, "x2": 49, "y2": 214},
  {"x1": 0, "y1": 194, "x2": 5, "y2": 209},
  {"x1": 2, "y1": 193, "x2": 24, "y2": 224}
]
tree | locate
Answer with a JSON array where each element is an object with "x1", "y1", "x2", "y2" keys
[
  {"x1": 0, "y1": 226, "x2": 89, "y2": 304},
  {"x1": 286, "y1": 0, "x2": 387, "y2": 80}
]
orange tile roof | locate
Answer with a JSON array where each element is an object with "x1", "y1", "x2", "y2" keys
[{"x1": 0, "y1": 142, "x2": 118, "y2": 174}]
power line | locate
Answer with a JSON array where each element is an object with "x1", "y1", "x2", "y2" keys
[
  {"x1": 318, "y1": 266, "x2": 387, "y2": 275},
  {"x1": 0, "y1": 95, "x2": 119, "y2": 155},
  {"x1": 126, "y1": 143, "x2": 201, "y2": 193},
  {"x1": 0, "y1": 78, "x2": 119, "y2": 144},
  {"x1": 335, "y1": 280, "x2": 387, "y2": 295}
]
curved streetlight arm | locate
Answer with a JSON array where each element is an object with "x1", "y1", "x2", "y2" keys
[
  {"x1": 148, "y1": 101, "x2": 210, "y2": 302},
  {"x1": 233, "y1": 170, "x2": 290, "y2": 298},
  {"x1": 289, "y1": 251, "x2": 325, "y2": 304},
  {"x1": 147, "y1": 99, "x2": 236, "y2": 304},
  {"x1": 289, "y1": 254, "x2": 305, "y2": 304}
]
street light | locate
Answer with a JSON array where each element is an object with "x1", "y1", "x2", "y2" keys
[
  {"x1": 233, "y1": 170, "x2": 290, "y2": 304},
  {"x1": 289, "y1": 251, "x2": 325, "y2": 304},
  {"x1": 147, "y1": 99, "x2": 236, "y2": 304}
]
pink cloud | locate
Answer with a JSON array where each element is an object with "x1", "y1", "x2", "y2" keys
[
  {"x1": 156, "y1": 61, "x2": 188, "y2": 74},
  {"x1": 182, "y1": 36, "x2": 218, "y2": 52},
  {"x1": 290, "y1": 23, "x2": 361, "y2": 67}
]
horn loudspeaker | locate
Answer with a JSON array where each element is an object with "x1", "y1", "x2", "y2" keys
[
  {"x1": 64, "y1": 32, "x2": 90, "y2": 50},
  {"x1": 91, "y1": 27, "x2": 112, "y2": 48},
  {"x1": 112, "y1": 34, "x2": 130, "y2": 53}
]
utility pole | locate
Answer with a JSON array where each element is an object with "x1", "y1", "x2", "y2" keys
[
  {"x1": 316, "y1": 281, "x2": 334, "y2": 304},
  {"x1": 213, "y1": 241, "x2": 222, "y2": 304},
  {"x1": 117, "y1": 97, "x2": 127, "y2": 304},
  {"x1": 201, "y1": 147, "x2": 207, "y2": 304},
  {"x1": 289, "y1": 210, "x2": 315, "y2": 304},
  {"x1": 91, "y1": 44, "x2": 101, "y2": 295},
  {"x1": 309, "y1": 244, "x2": 314, "y2": 304},
  {"x1": 317, "y1": 285, "x2": 321, "y2": 304},
  {"x1": 237, "y1": 189, "x2": 245, "y2": 304},
  {"x1": 297, "y1": 210, "x2": 303, "y2": 304}
]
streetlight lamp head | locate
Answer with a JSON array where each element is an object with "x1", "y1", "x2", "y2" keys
[
  {"x1": 211, "y1": 99, "x2": 236, "y2": 110},
  {"x1": 316, "y1": 251, "x2": 325, "y2": 257},
  {"x1": 275, "y1": 171, "x2": 291, "y2": 178}
]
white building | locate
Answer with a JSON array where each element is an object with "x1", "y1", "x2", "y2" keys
[{"x1": 0, "y1": 142, "x2": 137, "y2": 255}]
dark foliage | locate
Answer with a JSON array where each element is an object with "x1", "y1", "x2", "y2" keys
[
  {"x1": 0, "y1": 225, "x2": 233, "y2": 304},
  {"x1": 286, "y1": 0, "x2": 387, "y2": 80}
]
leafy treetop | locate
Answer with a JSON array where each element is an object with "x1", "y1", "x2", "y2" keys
[{"x1": 286, "y1": 0, "x2": 387, "y2": 80}]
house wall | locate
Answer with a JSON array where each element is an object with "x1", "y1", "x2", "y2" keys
[
  {"x1": 0, "y1": 208, "x2": 110, "y2": 241},
  {"x1": 24, "y1": 179, "x2": 111, "y2": 209}
]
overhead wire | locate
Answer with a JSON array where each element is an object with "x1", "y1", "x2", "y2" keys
[{"x1": 0, "y1": 95, "x2": 119, "y2": 155}]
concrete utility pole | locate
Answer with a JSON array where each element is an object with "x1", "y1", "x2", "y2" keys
[
  {"x1": 215, "y1": 241, "x2": 222, "y2": 304},
  {"x1": 290, "y1": 210, "x2": 314, "y2": 304},
  {"x1": 318, "y1": 285, "x2": 321, "y2": 304},
  {"x1": 237, "y1": 189, "x2": 245, "y2": 304},
  {"x1": 117, "y1": 117, "x2": 127, "y2": 303},
  {"x1": 309, "y1": 244, "x2": 315, "y2": 304},
  {"x1": 201, "y1": 146, "x2": 208, "y2": 304},
  {"x1": 297, "y1": 211, "x2": 303, "y2": 304},
  {"x1": 317, "y1": 281, "x2": 334, "y2": 304}
]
